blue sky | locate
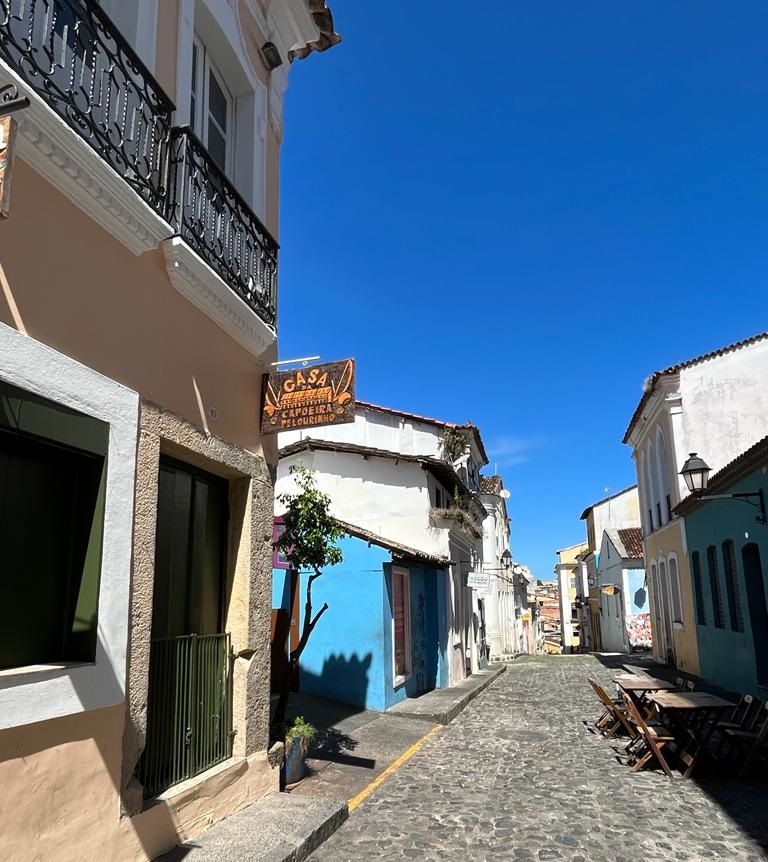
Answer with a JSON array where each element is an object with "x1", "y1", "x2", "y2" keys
[{"x1": 277, "y1": 2, "x2": 768, "y2": 581}]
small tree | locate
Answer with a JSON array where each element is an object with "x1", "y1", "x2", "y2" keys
[{"x1": 273, "y1": 466, "x2": 345, "y2": 725}]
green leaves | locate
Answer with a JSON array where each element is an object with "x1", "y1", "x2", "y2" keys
[{"x1": 276, "y1": 465, "x2": 345, "y2": 573}]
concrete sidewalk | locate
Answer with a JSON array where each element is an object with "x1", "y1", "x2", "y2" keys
[
  {"x1": 154, "y1": 793, "x2": 348, "y2": 862},
  {"x1": 285, "y1": 668, "x2": 506, "y2": 800},
  {"x1": 385, "y1": 665, "x2": 506, "y2": 724},
  {"x1": 284, "y1": 694, "x2": 436, "y2": 801}
]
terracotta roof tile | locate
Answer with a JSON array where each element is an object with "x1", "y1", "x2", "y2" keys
[
  {"x1": 617, "y1": 528, "x2": 644, "y2": 559},
  {"x1": 479, "y1": 475, "x2": 503, "y2": 495}
]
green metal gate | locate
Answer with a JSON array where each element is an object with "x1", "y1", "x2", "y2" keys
[{"x1": 140, "y1": 633, "x2": 233, "y2": 798}]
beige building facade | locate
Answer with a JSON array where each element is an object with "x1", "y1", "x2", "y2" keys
[
  {"x1": 554, "y1": 542, "x2": 588, "y2": 651},
  {"x1": 0, "y1": 2, "x2": 338, "y2": 860}
]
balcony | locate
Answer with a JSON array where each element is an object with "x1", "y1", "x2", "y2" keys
[
  {"x1": 0, "y1": 0, "x2": 173, "y2": 215},
  {"x1": 0, "y1": 0, "x2": 278, "y2": 347},
  {"x1": 166, "y1": 127, "x2": 277, "y2": 328}
]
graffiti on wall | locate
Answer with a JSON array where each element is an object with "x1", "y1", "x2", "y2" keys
[{"x1": 627, "y1": 612, "x2": 653, "y2": 650}]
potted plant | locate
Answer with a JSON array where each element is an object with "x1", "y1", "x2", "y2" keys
[{"x1": 281, "y1": 715, "x2": 316, "y2": 786}]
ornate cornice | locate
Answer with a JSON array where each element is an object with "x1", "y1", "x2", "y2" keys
[
  {"x1": 0, "y1": 60, "x2": 171, "y2": 256},
  {"x1": 162, "y1": 237, "x2": 276, "y2": 359}
]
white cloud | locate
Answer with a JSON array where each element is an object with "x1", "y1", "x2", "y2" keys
[{"x1": 487, "y1": 436, "x2": 541, "y2": 469}]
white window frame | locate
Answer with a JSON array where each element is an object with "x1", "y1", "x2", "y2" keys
[
  {"x1": 391, "y1": 566, "x2": 412, "y2": 686},
  {"x1": 176, "y1": 0, "x2": 268, "y2": 220},
  {"x1": 0, "y1": 323, "x2": 139, "y2": 730},
  {"x1": 191, "y1": 33, "x2": 235, "y2": 178}
]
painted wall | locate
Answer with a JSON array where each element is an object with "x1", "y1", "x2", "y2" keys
[
  {"x1": 596, "y1": 533, "x2": 649, "y2": 653},
  {"x1": 683, "y1": 466, "x2": 768, "y2": 698},
  {"x1": 644, "y1": 523, "x2": 699, "y2": 674},
  {"x1": 278, "y1": 450, "x2": 447, "y2": 558},
  {"x1": 280, "y1": 407, "x2": 444, "y2": 459},
  {"x1": 678, "y1": 343, "x2": 768, "y2": 488},
  {"x1": 588, "y1": 488, "x2": 641, "y2": 553},
  {"x1": 0, "y1": 704, "x2": 276, "y2": 862},
  {"x1": 0, "y1": 163, "x2": 272, "y2": 454},
  {"x1": 296, "y1": 536, "x2": 448, "y2": 711},
  {"x1": 298, "y1": 536, "x2": 389, "y2": 710}
]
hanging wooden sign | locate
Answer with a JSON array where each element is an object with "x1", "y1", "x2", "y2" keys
[
  {"x1": 261, "y1": 358, "x2": 355, "y2": 435},
  {"x1": 0, "y1": 116, "x2": 18, "y2": 218}
]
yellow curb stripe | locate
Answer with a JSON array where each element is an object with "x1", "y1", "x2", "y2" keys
[{"x1": 347, "y1": 724, "x2": 443, "y2": 812}]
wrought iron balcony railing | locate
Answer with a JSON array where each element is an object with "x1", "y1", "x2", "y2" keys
[
  {"x1": 167, "y1": 127, "x2": 278, "y2": 327},
  {"x1": 0, "y1": 3, "x2": 279, "y2": 330},
  {"x1": 0, "y1": 0, "x2": 174, "y2": 215}
]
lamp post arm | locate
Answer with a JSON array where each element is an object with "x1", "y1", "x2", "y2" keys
[{"x1": 697, "y1": 489, "x2": 767, "y2": 526}]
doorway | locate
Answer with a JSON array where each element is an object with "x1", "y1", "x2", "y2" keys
[
  {"x1": 139, "y1": 457, "x2": 233, "y2": 797},
  {"x1": 742, "y1": 543, "x2": 768, "y2": 686}
]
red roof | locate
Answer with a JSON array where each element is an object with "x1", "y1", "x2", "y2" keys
[
  {"x1": 479, "y1": 475, "x2": 503, "y2": 495},
  {"x1": 617, "y1": 528, "x2": 644, "y2": 559},
  {"x1": 623, "y1": 331, "x2": 768, "y2": 444}
]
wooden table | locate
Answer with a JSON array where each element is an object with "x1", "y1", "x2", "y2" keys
[
  {"x1": 614, "y1": 675, "x2": 676, "y2": 694},
  {"x1": 648, "y1": 691, "x2": 736, "y2": 778}
]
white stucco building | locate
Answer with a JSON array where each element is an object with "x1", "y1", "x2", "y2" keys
[
  {"x1": 277, "y1": 401, "x2": 491, "y2": 683},
  {"x1": 578, "y1": 486, "x2": 641, "y2": 651},
  {"x1": 596, "y1": 528, "x2": 649, "y2": 654},
  {"x1": 478, "y1": 475, "x2": 514, "y2": 660},
  {"x1": 624, "y1": 330, "x2": 768, "y2": 674}
]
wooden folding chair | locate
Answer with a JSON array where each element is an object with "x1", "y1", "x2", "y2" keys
[
  {"x1": 588, "y1": 678, "x2": 636, "y2": 738},
  {"x1": 717, "y1": 694, "x2": 755, "y2": 734},
  {"x1": 720, "y1": 701, "x2": 768, "y2": 778},
  {"x1": 622, "y1": 692, "x2": 676, "y2": 778}
]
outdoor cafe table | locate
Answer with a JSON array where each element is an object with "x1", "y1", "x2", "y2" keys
[
  {"x1": 614, "y1": 676, "x2": 676, "y2": 710},
  {"x1": 647, "y1": 690, "x2": 736, "y2": 778}
]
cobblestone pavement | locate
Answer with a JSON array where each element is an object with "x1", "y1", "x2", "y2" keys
[{"x1": 309, "y1": 655, "x2": 768, "y2": 862}]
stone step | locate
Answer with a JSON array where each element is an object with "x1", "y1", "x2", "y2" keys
[{"x1": 154, "y1": 792, "x2": 348, "y2": 862}]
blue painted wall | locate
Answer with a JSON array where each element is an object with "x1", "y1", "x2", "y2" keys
[
  {"x1": 627, "y1": 569, "x2": 649, "y2": 614},
  {"x1": 684, "y1": 465, "x2": 768, "y2": 697},
  {"x1": 272, "y1": 569, "x2": 291, "y2": 610},
  {"x1": 288, "y1": 535, "x2": 450, "y2": 711},
  {"x1": 298, "y1": 536, "x2": 389, "y2": 709}
]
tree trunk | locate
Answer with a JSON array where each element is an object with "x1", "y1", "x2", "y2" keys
[{"x1": 272, "y1": 568, "x2": 328, "y2": 726}]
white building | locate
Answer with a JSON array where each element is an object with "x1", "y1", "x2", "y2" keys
[
  {"x1": 578, "y1": 486, "x2": 641, "y2": 651},
  {"x1": 478, "y1": 475, "x2": 515, "y2": 660},
  {"x1": 277, "y1": 401, "x2": 490, "y2": 683},
  {"x1": 624, "y1": 330, "x2": 768, "y2": 674},
  {"x1": 596, "y1": 528, "x2": 649, "y2": 654}
]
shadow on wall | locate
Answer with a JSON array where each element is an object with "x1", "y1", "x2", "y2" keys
[{"x1": 301, "y1": 652, "x2": 372, "y2": 710}]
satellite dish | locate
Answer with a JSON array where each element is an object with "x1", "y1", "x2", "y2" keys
[{"x1": 499, "y1": 489, "x2": 511, "y2": 499}]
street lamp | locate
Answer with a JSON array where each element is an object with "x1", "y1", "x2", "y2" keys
[
  {"x1": 501, "y1": 549, "x2": 512, "y2": 570},
  {"x1": 680, "y1": 452, "x2": 710, "y2": 495},
  {"x1": 680, "y1": 452, "x2": 767, "y2": 526}
]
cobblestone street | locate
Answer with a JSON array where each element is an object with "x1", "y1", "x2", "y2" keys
[{"x1": 310, "y1": 656, "x2": 768, "y2": 862}]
